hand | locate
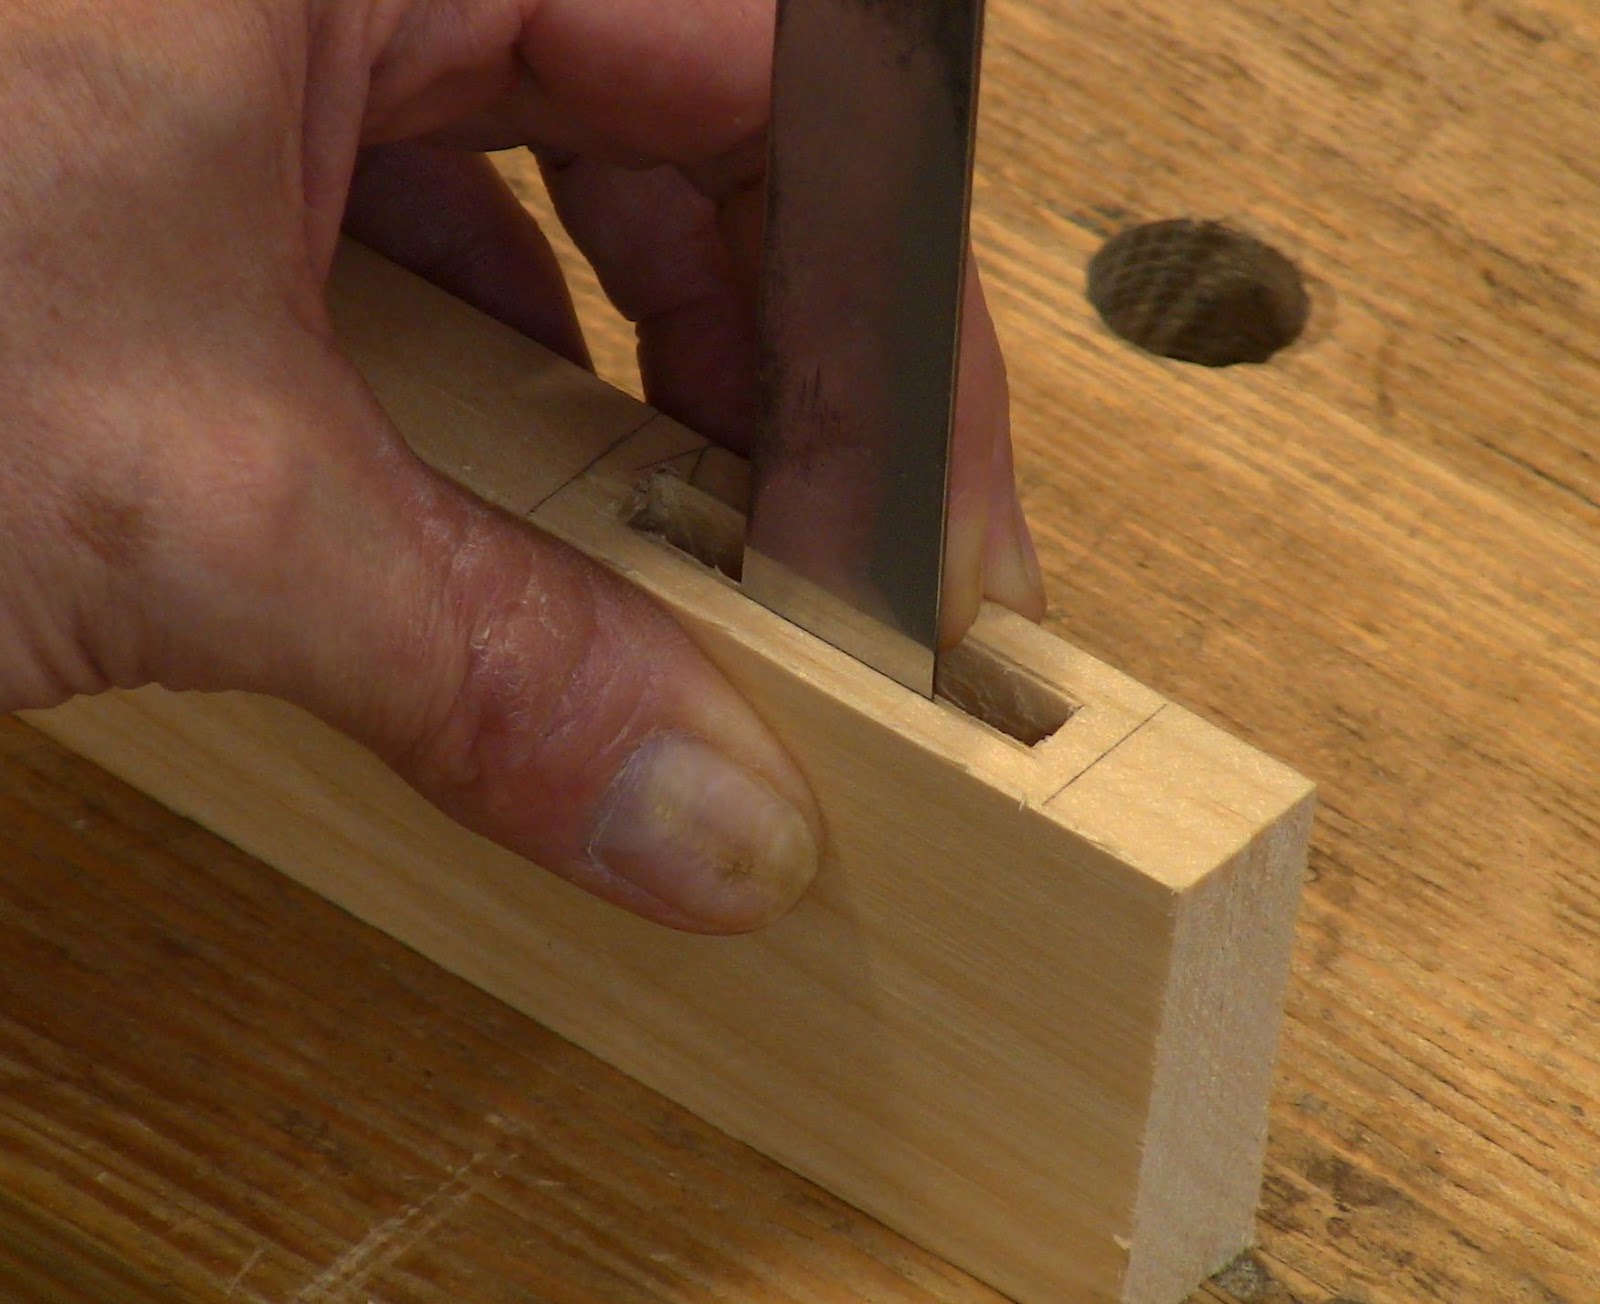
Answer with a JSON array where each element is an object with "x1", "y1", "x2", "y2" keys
[{"x1": 0, "y1": 0, "x2": 1045, "y2": 932}]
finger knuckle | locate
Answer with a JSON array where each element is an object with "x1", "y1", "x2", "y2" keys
[{"x1": 403, "y1": 543, "x2": 658, "y2": 832}]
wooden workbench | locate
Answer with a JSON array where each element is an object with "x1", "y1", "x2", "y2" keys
[{"x1": 3, "y1": 0, "x2": 1597, "y2": 1299}]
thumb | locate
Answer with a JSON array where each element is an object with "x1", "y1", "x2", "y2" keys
[{"x1": 147, "y1": 344, "x2": 822, "y2": 934}]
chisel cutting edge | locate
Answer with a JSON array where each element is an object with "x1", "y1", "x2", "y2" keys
[{"x1": 743, "y1": 0, "x2": 986, "y2": 697}]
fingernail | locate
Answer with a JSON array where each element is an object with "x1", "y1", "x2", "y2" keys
[
  {"x1": 940, "y1": 509, "x2": 986, "y2": 647},
  {"x1": 589, "y1": 733, "x2": 819, "y2": 931},
  {"x1": 985, "y1": 493, "x2": 1047, "y2": 621}
]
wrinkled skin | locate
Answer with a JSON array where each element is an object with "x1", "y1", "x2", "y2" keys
[{"x1": 0, "y1": 0, "x2": 1044, "y2": 932}]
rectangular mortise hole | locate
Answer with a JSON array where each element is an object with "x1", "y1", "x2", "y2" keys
[
  {"x1": 626, "y1": 469, "x2": 1078, "y2": 746},
  {"x1": 933, "y1": 639, "x2": 1078, "y2": 747},
  {"x1": 625, "y1": 468, "x2": 745, "y2": 583}
]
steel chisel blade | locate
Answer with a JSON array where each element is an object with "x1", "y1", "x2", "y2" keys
[{"x1": 743, "y1": 0, "x2": 986, "y2": 697}]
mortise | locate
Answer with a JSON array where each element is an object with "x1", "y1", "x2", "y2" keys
[
  {"x1": 934, "y1": 640, "x2": 1077, "y2": 747},
  {"x1": 625, "y1": 469, "x2": 1079, "y2": 747},
  {"x1": 626, "y1": 469, "x2": 746, "y2": 583}
]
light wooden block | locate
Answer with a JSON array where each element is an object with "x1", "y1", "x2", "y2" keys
[{"x1": 27, "y1": 243, "x2": 1314, "y2": 1304}]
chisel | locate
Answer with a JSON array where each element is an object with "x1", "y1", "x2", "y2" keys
[{"x1": 743, "y1": 0, "x2": 986, "y2": 698}]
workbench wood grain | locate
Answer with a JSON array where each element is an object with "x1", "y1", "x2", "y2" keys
[{"x1": 3, "y1": 0, "x2": 1598, "y2": 1300}]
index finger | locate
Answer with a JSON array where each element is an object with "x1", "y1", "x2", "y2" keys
[
  {"x1": 370, "y1": 0, "x2": 775, "y2": 169},
  {"x1": 522, "y1": 0, "x2": 771, "y2": 163}
]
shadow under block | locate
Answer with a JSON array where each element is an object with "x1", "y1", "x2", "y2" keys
[{"x1": 27, "y1": 243, "x2": 1316, "y2": 1304}]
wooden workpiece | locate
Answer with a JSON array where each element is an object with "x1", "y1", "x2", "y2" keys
[
  {"x1": 3, "y1": 0, "x2": 1598, "y2": 1301},
  {"x1": 24, "y1": 237, "x2": 1313, "y2": 1304}
]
